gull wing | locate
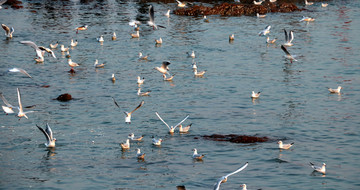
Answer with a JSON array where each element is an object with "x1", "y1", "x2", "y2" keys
[
  {"x1": 265, "y1": 25, "x2": 271, "y2": 30},
  {"x1": 155, "y1": 112, "x2": 170, "y2": 130},
  {"x1": 224, "y1": 162, "x2": 249, "y2": 178},
  {"x1": 289, "y1": 30, "x2": 294, "y2": 43},
  {"x1": 129, "y1": 100, "x2": 144, "y2": 114},
  {"x1": 20, "y1": 41, "x2": 43, "y2": 58},
  {"x1": 0, "y1": 0, "x2": 7, "y2": 6},
  {"x1": 112, "y1": 97, "x2": 120, "y2": 108},
  {"x1": 174, "y1": 115, "x2": 190, "y2": 129},
  {"x1": 149, "y1": 5, "x2": 155, "y2": 24},
  {"x1": 9, "y1": 68, "x2": 32, "y2": 78},
  {"x1": 284, "y1": 29, "x2": 288, "y2": 42},
  {"x1": 213, "y1": 178, "x2": 223, "y2": 190},
  {"x1": 17, "y1": 88, "x2": 23, "y2": 112},
  {"x1": 36, "y1": 124, "x2": 51, "y2": 145},
  {"x1": 45, "y1": 123, "x2": 54, "y2": 141},
  {"x1": 0, "y1": 92, "x2": 14, "y2": 107},
  {"x1": 1, "y1": 24, "x2": 9, "y2": 35},
  {"x1": 281, "y1": 45, "x2": 291, "y2": 56}
]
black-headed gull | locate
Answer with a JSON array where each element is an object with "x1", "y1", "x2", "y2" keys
[
  {"x1": 305, "y1": 0, "x2": 313, "y2": 6},
  {"x1": 310, "y1": 162, "x2": 326, "y2": 174},
  {"x1": 38, "y1": 46, "x2": 56, "y2": 59},
  {"x1": 16, "y1": 88, "x2": 35, "y2": 120},
  {"x1": 70, "y1": 39, "x2": 78, "y2": 47},
  {"x1": 112, "y1": 98, "x2": 144, "y2": 124},
  {"x1": 192, "y1": 148, "x2": 204, "y2": 160},
  {"x1": 251, "y1": 91, "x2": 261, "y2": 99},
  {"x1": 213, "y1": 162, "x2": 249, "y2": 190},
  {"x1": 229, "y1": 34, "x2": 235, "y2": 41},
  {"x1": 1, "y1": 24, "x2": 14, "y2": 38},
  {"x1": 152, "y1": 137, "x2": 162, "y2": 146},
  {"x1": 300, "y1": 16, "x2": 315, "y2": 22},
  {"x1": 187, "y1": 51, "x2": 195, "y2": 58},
  {"x1": 137, "y1": 88, "x2": 151, "y2": 96},
  {"x1": 49, "y1": 41, "x2": 59, "y2": 49},
  {"x1": 131, "y1": 31, "x2": 140, "y2": 38},
  {"x1": 148, "y1": 5, "x2": 166, "y2": 30},
  {"x1": 138, "y1": 52, "x2": 148, "y2": 60},
  {"x1": 120, "y1": 139, "x2": 130, "y2": 150},
  {"x1": 94, "y1": 59, "x2": 106, "y2": 68},
  {"x1": 8, "y1": 68, "x2": 32, "y2": 78},
  {"x1": 155, "y1": 112, "x2": 189, "y2": 134},
  {"x1": 112, "y1": 32, "x2": 116, "y2": 40},
  {"x1": 111, "y1": 74, "x2": 116, "y2": 82},
  {"x1": 97, "y1": 35, "x2": 104, "y2": 43},
  {"x1": 155, "y1": 61, "x2": 171, "y2": 74},
  {"x1": 194, "y1": 69, "x2": 206, "y2": 77},
  {"x1": 20, "y1": 41, "x2": 45, "y2": 62},
  {"x1": 321, "y1": 3, "x2": 328, "y2": 7},
  {"x1": 283, "y1": 29, "x2": 294, "y2": 46},
  {"x1": 136, "y1": 148, "x2": 145, "y2": 159},
  {"x1": 258, "y1": 25, "x2": 271, "y2": 36},
  {"x1": 36, "y1": 123, "x2": 56, "y2": 148},
  {"x1": 137, "y1": 76, "x2": 145, "y2": 85},
  {"x1": 164, "y1": 9, "x2": 170, "y2": 17},
  {"x1": 179, "y1": 123, "x2": 192, "y2": 133},
  {"x1": 75, "y1": 25, "x2": 88, "y2": 33},
  {"x1": 155, "y1": 37, "x2": 163, "y2": 44},
  {"x1": 281, "y1": 45, "x2": 297, "y2": 62},
  {"x1": 254, "y1": 0, "x2": 263, "y2": 5},
  {"x1": 60, "y1": 45, "x2": 69, "y2": 52},
  {"x1": 128, "y1": 133, "x2": 144, "y2": 141},
  {"x1": 257, "y1": 13, "x2": 266, "y2": 18},
  {"x1": 328, "y1": 86, "x2": 342, "y2": 93},
  {"x1": 277, "y1": 141, "x2": 294, "y2": 149},
  {"x1": 266, "y1": 37, "x2": 277, "y2": 44},
  {"x1": 68, "y1": 59, "x2": 79, "y2": 72},
  {"x1": 0, "y1": 92, "x2": 18, "y2": 114}
]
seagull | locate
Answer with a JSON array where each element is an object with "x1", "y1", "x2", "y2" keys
[
  {"x1": 60, "y1": 45, "x2": 69, "y2": 52},
  {"x1": 281, "y1": 45, "x2": 297, "y2": 62},
  {"x1": 257, "y1": 13, "x2": 266, "y2": 18},
  {"x1": 300, "y1": 16, "x2": 315, "y2": 22},
  {"x1": 137, "y1": 88, "x2": 151, "y2": 96},
  {"x1": 229, "y1": 34, "x2": 235, "y2": 41},
  {"x1": 68, "y1": 59, "x2": 79, "y2": 72},
  {"x1": 136, "y1": 148, "x2": 146, "y2": 159},
  {"x1": 258, "y1": 25, "x2": 271, "y2": 36},
  {"x1": 179, "y1": 123, "x2": 192, "y2": 133},
  {"x1": 192, "y1": 148, "x2": 205, "y2": 160},
  {"x1": 251, "y1": 91, "x2": 261, "y2": 98},
  {"x1": 49, "y1": 41, "x2": 59, "y2": 49},
  {"x1": 38, "y1": 46, "x2": 56, "y2": 58},
  {"x1": 305, "y1": 0, "x2": 313, "y2": 6},
  {"x1": 138, "y1": 52, "x2": 148, "y2": 60},
  {"x1": 129, "y1": 20, "x2": 141, "y2": 27},
  {"x1": 194, "y1": 69, "x2": 206, "y2": 77},
  {"x1": 321, "y1": 3, "x2": 328, "y2": 7},
  {"x1": 270, "y1": 0, "x2": 276, "y2": 3},
  {"x1": 240, "y1": 184, "x2": 247, "y2": 190},
  {"x1": 192, "y1": 61, "x2": 197, "y2": 70},
  {"x1": 163, "y1": 74, "x2": 175, "y2": 81},
  {"x1": 120, "y1": 139, "x2": 130, "y2": 150},
  {"x1": 165, "y1": 9, "x2": 170, "y2": 17},
  {"x1": 65, "y1": 51, "x2": 71, "y2": 58},
  {"x1": 277, "y1": 141, "x2": 294, "y2": 149},
  {"x1": 148, "y1": 5, "x2": 166, "y2": 30},
  {"x1": 152, "y1": 137, "x2": 163, "y2": 146},
  {"x1": 214, "y1": 162, "x2": 249, "y2": 190},
  {"x1": 0, "y1": 92, "x2": 18, "y2": 114},
  {"x1": 97, "y1": 35, "x2": 104, "y2": 43},
  {"x1": 131, "y1": 30, "x2": 140, "y2": 38},
  {"x1": 128, "y1": 133, "x2": 144, "y2": 141},
  {"x1": 70, "y1": 39, "x2": 78, "y2": 47},
  {"x1": 8, "y1": 68, "x2": 32, "y2": 78},
  {"x1": 176, "y1": 0, "x2": 187, "y2": 7},
  {"x1": 111, "y1": 74, "x2": 116, "y2": 82},
  {"x1": 75, "y1": 25, "x2": 88, "y2": 33},
  {"x1": 266, "y1": 37, "x2": 277, "y2": 44},
  {"x1": 0, "y1": 0, "x2": 7, "y2": 9},
  {"x1": 253, "y1": 0, "x2": 263, "y2": 5},
  {"x1": 36, "y1": 123, "x2": 56, "y2": 148},
  {"x1": 1, "y1": 24, "x2": 14, "y2": 38},
  {"x1": 137, "y1": 76, "x2": 145, "y2": 85},
  {"x1": 112, "y1": 98, "x2": 144, "y2": 124},
  {"x1": 155, "y1": 37, "x2": 163, "y2": 44},
  {"x1": 94, "y1": 59, "x2": 106, "y2": 68},
  {"x1": 328, "y1": 86, "x2": 342, "y2": 93},
  {"x1": 310, "y1": 162, "x2": 326, "y2": 174},
  {"x1": 155, "y1": 61, "x2": 171, "y2": 74},
  {"x1": 203, "y1": 15, "x2": 210, "y2": 23},
  {"x1": 20, "y1": 41, "x2": 44, "y2": 62},
  {"x1": 187, "y1": 51, "x2": 195, "y2": 58},
  {"x1": 112, "y1": 32, "x2": 116, "y2": 40},
  {"x1": 16, "y1": 88, "x2": 35, "y2": 120},
  {"x1": 156, "y1": 112, "x2": 190, "y2": 134}
]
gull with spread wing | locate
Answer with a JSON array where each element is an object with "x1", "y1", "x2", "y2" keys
[
  {"x1": 148, "y1": 5, "x2": 166, "y2": 30},
  {"x1": 1, "y1": 24, "x2": 14, "y2": 38},
  {"x1": 283, "y1": 29, "x2": 294, "y2": 46},
  {"x1": 20, "y1": 41, "x2": 45, "y2": 62},
  {"x1": 16, "y1": 88, "x2": 35, "y2": 120},
  {"x1": 8, "y1": 68, "x2": 32, "y2": 78},
  {"x1": 112, "y1": 98, "x2": 144, "y2": 124},
  {"x1": 155, "y1": 112, "x2": 189, "y2": 134},
  {"x1": 0, "y1": 92, "x2": 18, "y2": 114},
  {"x1": 214, "y1": 162, "x2": 249, "y2": 190},
  {"x1": 36, "y1": 123, "x2": 56, "y2": 148}
]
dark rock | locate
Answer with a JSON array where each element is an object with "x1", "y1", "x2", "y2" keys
[
  {"x1": 202, "y1": 134, "x2": 269, "y2": 143},
  {"x1": 56, "y1": 93, "x2": 72, "y2": 102},
  {"x1": 4, "y1": 0, "x2": 23, "y2": 9}
]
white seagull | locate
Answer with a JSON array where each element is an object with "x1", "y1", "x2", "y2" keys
[
  {"x1": 0, "y1": 92, "x2": 18, "y2": 114},
  {"x1": 94, "y1": 59, "x2": 106, "y2": 68},
  {"x1": 187, "y1": 51, "x2": 195, "y2": 58},
  {"x1": 49, "y1": 41, "x2": 59, "y2": 49},
  {"x1": 120, "y1": 139, "x2": 130, "y2": 150},
  {"x1": 112, "y1": 32, "x2": 117, "y2": 40},
  {"x1": 8, "y1": 68, "x2": 32, "y2": 78},
  {"x1": 36, "y1": 123, "x2": 56, "y2": 148},
  {"x1": 283, "y1": 29, "x2": 294, "y2": 46},
  {"x1": 300, "y1": 16, "x2": 315, "y2": 22},
  {"x1": 155, "y1": 112, "x2": 190, "y2": 134},
  {"x1": 251, "y1": 91, "x2": 261, "y2": 98},
  {"x1": 136, "y1": 148, "x2": 146, "y2": 159},
  {"x1": 328, "y1": 86, "x2": 342, "y2": 93},
  {"x1": 213, "y1": 162, "x2": 249, "y2": 190},
  {"x1": 152, "y1": 137, "x2": 163, "y2": 146},
  {"x1": 155, "y1": 61, "x2": 171, "y2": 74},
  {"x1": 179, "y1": 123, "x2": 192, "y2": 133},
  {"x1": 128, "y1": 133, "x2": 144, "y2": 141},
  {"x1": 163, "y1": 74, "x2": 175, "y2": 81},
  {"x1": 281, "y1": 45, "x2": 297, "y2": 62},
  {"x1": 60, "y1": 45, "x2": 69, "y2": 52},
  {"x1": 16, "y1": 88, "x2": 35, "y2": 120},
  {"x1": 194, "y1": 68, "x2": 206, "y2": 77},
  {"x1": 112, "y1": 98, "x2": 144, "y2": 124},
  {"x1": 137, "y1": 88, "x2": 151, "y2": 96},
  {"x1": 1, "y1": 24, "x2": 14, "y2": 38},
  {"x1": 310, "y1": 162, "x2": 326, "y2": 174},
  {"x1": 258, "y1": 25, "x2": 271, "y2": 36},
  {"x1": 257, "y1": 13, "x2": 266, "y2": 18},
  {"x1": 97, "y1": 35, "x2": 104, "y2": 43},
  {"x1": 137, "y1": 76, "x2": 145, "y2": 85},
  {"x1": 266, "y1": 37, "x2": 277, "y2": 44},
  {"x1": 165, "y1": 9, "x2": 170, "y2": 17},
  {"x1": 148, "y1": 5, "x2": 166, "y2": 30},
  {"x1": 240, "y1": 184, "x2": 247, "y2": 190},
  {"x1": 277, "y1": 141, "x2": 294, "y2": 149},
  {"x1": 305, "y1": 0, "x2": 314, "y2": 6},
  {"x1": 38, "y1": 46, "x2": 56, "y2": 59},
  {"x1": 254, "y1": 0, "x2": 263, "y2": 5},
  {"x1": 192, "y1": 148, "x2": 205, "y2": 160},
  {"x1": 20, "y1": 41, "x2": 45, "y2": 62},
  {"x1": 70, "y1": 39, "x2": 78, "y2": 47}
]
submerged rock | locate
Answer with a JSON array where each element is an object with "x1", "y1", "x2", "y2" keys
[
  {"x1": 202, "y1": 134, "x2": 269, "y2": 143},
  {"x1": 174, "y1": 2, "x2": 301, "y2": 16},
  {"x1": 56, "y1": 93, "x2": 72, "y2": 102}
]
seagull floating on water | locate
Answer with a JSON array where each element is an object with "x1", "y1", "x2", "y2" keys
[
  {"x1": 300, "y1": 16, "x2": 315, "y2": 22},
  {"x1": 8, "y1": 68, "x2": 32, "y2": 78},
  {"x1": 176, "y1": 0, "x2": 188, "y2": 7},
  {"x1": 214, "y1": 162, "x2": 249, "y2": 190},
  {"x1": 155, "y1": 61, "x2": 170, "y2": 74},
  {"x1": 229, "y1": 34, "x2": 235, "y2": 41},
  {"x1": 165, "y1": 9, "x2": 170, "y2": 17},
  {"x1": 266, "y1": 37, "x2": 277, "y2": 44},
  {"x1": 128, "y1": 133, "x2": 144, "y2": 141},
  {"x1": 36, "y1": 123, "x2": 56, "y2": 148},
  {"x1": 258, "y1": 25, "x2": 271, "y2": 36},
  {"x1": 75, "y1": 25, "x2": 88, "y2": 33},
  {"x1": 138, "y1": 52, "x2": 148, "y2": 60},
  {"x1": 137, "y1": 88, "x2": 151, "y2": 96},
  {"x1": 131, "y1": 30, "x2": 140, "y2": 38},
  {"x1": 240, "y1": 184, "x2": 247, "y2": 190},
  {"x1": 328, "y1": 86, "x2": 342, "y2": 93},
  {"x1": 70, "y1": 39, "x2": 78, "y2": 47},
  {"x1": 251, "y1": 91, "x2": 261, "y2": 99},
  {"x1": 277, "y1": 141, "x2": 294, "y2": 150},
  {"x1": 156, "y1": 112, "x2": 189, "y2": 134},
  {"x1": 120, "y1": 139, "x2": 130, "y2": 150},
  {"x1": 137, "y1": 76, "x2": 145, "y2": 85},
  {"x1": 194, "y1": 68, "x2": 206, "y2": 77},
  {"x1": 0, "y1": 92, "x2": 18, "y2": 114},
  {"x1": 281, "y1": 45, "x2": 297, "y2": 62},
  {"x1": 163, "y1": 74, "x2": 175, "y2": 81},
  {"x1": 60, "y1": 45, "x2": 69, "y2": 52},
  {"x1": 192, "y1": 148, "x2": 205, "y2": 160},
  {"x1": 179, "y1": 123, "x2": 192, "y2": 133},
  {"x1": 257, "y1": 13, "x2": 266, "y2": 18},
  {"x1": 136, "y1": 148, "x2": 146, "y2": 159},
  {"x1": 112, "y1": 98, "x2": 144, "y2": 124},
  {"x1": 253, "y1": 0, "x2": 263, "y2": 5},
  {"x1": 155, "y1": 37, "x2": 163, "y2": 44},
  {"x1": 283, "y1": 29, "x2": 294, "y2": 46},
  {"x1": 310, "y1": 162, "x2": 326, "y2": 174},
  {"x1": 152, "y1": 137, "x2": 163, "y2": 146},
  {"x1": 187, "y1": 51, "x2": 195, "y2": 58},
  {"x1": 49, "y1": 41, "x2": 59, "y2": 49},
  {"x1": 305, "y1": 0, "x2": 313, "y2": 6},
  {"x1": 94, "y1": 59, "x2": 106, "y2": 68},
  {"x1": 112, "y1": 32, "x2": 116, "y2": 40},
  {"x1": 1, "y1": 24, "x2": 14, "y2": 38},
  {"x1": 321, "y1": 3, "x2": 328, "y2": 7},
  {"x1": 111, "y1": 74, "x2": 116, "y2": 82}
]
